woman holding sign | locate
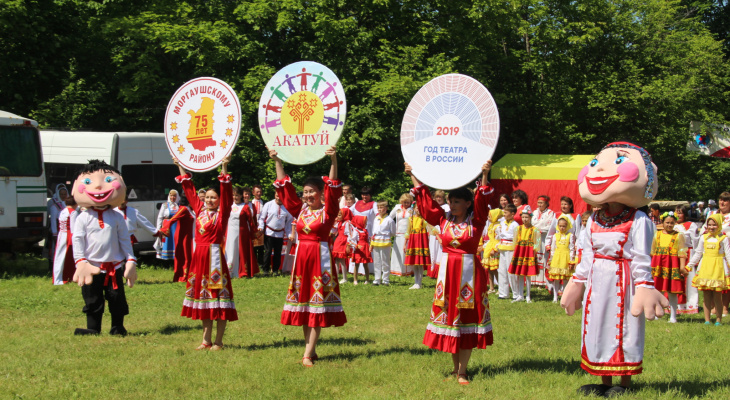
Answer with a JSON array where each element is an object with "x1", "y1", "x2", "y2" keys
[
  {"x1": 169, "y1": 156, "x2": 238, "y2": 351},
  {"x1": 269, "y1": 146, "x2": 346, "y2": 367},
  {"x1": 405, "y1": 160, "x2": 494, "y2": 385}
]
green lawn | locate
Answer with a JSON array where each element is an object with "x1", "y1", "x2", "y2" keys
[{"x1": 1, "y1": 254, "x2": 728, "y2": 399}]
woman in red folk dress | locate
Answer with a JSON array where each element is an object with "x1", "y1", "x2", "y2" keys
[
  {"x1": 162, "y1": 203, "x2": 195, "y2": 282},
  {"x1": 405, "y1": 160, "x2": 494, "y2": 385},
  {"x1": 269, "y1": 146, "x2": 345, "y2": 367},
  {"x1": 170, "y1": 156, "x2": 237, "y2": 351}
]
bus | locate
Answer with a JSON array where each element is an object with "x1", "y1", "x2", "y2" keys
[
  {"x1": 0, "y1": 111, "x2": 47, "y2": 253},
  {"x1": 40, "y1": 130, "x2": 179, "y2": 253}
]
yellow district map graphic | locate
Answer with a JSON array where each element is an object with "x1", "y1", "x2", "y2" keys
[{"x1": 186, "y1": 97, "x2": 216, "y2": 151}]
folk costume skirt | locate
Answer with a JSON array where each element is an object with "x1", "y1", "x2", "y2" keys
[
  {"x1": 181, "y1": 243, "x2": 238, "y2": 321},
  {"x1": 424, "y1": 252, "x2": 493, "y2": 353},
  {"x1": 282, "y1": 239, "x2": 347, "y2": 327},
  {"x1": 651, "y1": 254, "x2": 685, "y2": 294},
  {"x1": 405, "y1": 232, "x2": 431, "y2": 267}
]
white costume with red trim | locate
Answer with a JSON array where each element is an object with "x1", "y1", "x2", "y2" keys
[
  {"x1": 573, "y1": 209, "x2": 654, "y2": 376},
  {"x1": 53, "y1": 206, "x2": 79, "y2": 285}
]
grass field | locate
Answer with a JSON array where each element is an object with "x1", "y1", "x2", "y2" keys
[{"x1": 1, "y1": 254, "x2": 729, "y2": 400}]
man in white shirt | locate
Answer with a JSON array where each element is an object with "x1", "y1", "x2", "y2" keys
[
  {"x1": 339, "y1": 184, "x2": 358, "y2": 209},
  {"x1": 258, "y1": 192, "x2": 293, "y2": 275},
  {"x1": 116, "y1": 197, "x2": 162, "y2": 245}
]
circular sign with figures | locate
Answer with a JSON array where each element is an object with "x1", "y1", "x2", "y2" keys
[
  {"x1": 258, "y1": 61, "x2": 347, "y2": 165},
  {"x1": 400, "y1": 74, "x2": 499, "y2": 190},
  {"x1": 164, "y1": 77, "x2": 242, "y2": 172}
]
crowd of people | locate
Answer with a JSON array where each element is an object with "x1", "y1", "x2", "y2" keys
[
  {"x1": 47, "y1": 164, "x2": 730, "y2": 326},
  {"x1": 46, "y1": 147, "x2": 730, "y2": 388}
]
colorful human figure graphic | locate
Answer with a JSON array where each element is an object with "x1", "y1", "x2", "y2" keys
[{"x1": 298, "y1": 68, "x2": 312, "y2": 91}]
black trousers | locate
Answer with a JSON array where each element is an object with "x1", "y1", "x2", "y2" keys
[
  {"x1": 262, "y1": 235, "x2": 284, "y2": 273},
  {"x1": 81, "y1": 268, "x2": 129, "y2": 331},
  {"x1": 254, "y1": 245, "x2": 265, "y2": 268}
]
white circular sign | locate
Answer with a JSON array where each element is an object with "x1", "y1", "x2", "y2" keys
[
  {"x1": 400, "y1": 74, "x2": 499, "y2": 190},
  {"x1": 164, "y1": 77, "x2": 242, "y2": 172},
  {"x1": 258, "y1": 61, "x2": 347, "y2": 165}
]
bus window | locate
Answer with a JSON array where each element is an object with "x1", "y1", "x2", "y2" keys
[
  {"x1": 122, "y1": 164, "x2": 180, "y2": 201},
  {"x1": 0, "y1": 126, "x2": 43, "y2": 176},
  {"x1": 45, "y1": 162, "x2": 85, "y2": 192}
]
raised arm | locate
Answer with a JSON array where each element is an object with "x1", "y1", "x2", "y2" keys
[
  {"x1": 268, "y1": 148, "x2": 287, "y2": 181},
  {"x1": 404, "y1": 162, "x2": 443, "y2": 226},
  {"x1": 218, "y1": 156, "x2": 233, "y2": 228},
  {"x1": 472, "y1": 161, "x2": 494, "y2": 228},
  {"x1": 173, "y1": 157, "x2": 203, "y2": 213},
  {"x1": 326, "y1": 145, "x2": 337, "y2": 181}
]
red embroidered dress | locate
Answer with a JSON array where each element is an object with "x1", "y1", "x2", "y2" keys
[
  {"x1": 177, "y1": 173, "x2": 238, "y2": 321},
  {"x1": 650, "y1": 230, "x2": 687, "y2": 294},
  {"x1": 412, "y1": 184, "x2": 494, "y2": 354},
  {"x1": 275, "y1": 176, "x2": 346, "y2": 327},
  {"x1": 163, "y1": 206, "x2": 195, "y2": 282},
  {"x1": 237, "y1": 204, "x2": 260, "y2": 278},
  {"x1": 332, "y1": 221, "x2": 351, "y2": 259},
  {"x1": 349, "y1": 215, "x2": 373, "y2": 264},
  {"x1": 331, "y1": 208, "x2": 353, "y2": 259},
  {"x1": 508, "y1": 225, "x2": 539, "y2": 276},
  {"x1": 405, "y1": 215, "x2": 431, "y2": 267}
]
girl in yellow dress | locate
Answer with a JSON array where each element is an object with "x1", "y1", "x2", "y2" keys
[
  {"x1": 481, "y1": 208, "x2": 503, "y2": 294},
  {"x1": 687, "y1": 213, "x2": 730, "y2": 325},
  {"x1": 548, "y1": 215, "x2": 575, "y2": 303},
  {"x1": 650, "y1": 212, "x2": 688, "y2": 323}
]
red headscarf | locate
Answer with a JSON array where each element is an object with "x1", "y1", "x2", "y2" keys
[
  {"x1": 351, "y1": 215, "x2": 367, "y2": 230},
  {"x1": 340, "y1": 207, "x2": 353, "y2": 222}
]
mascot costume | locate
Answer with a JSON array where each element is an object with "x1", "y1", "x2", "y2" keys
[
  {"x1": 71, "y1": 160, "x2": 137, "y2": 336},
  {"x1": 561, "y1": 142, "x2": 669, "y2": 397}
]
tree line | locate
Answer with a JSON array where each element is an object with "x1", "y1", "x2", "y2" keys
[{"x1": 2, "y1": 0, "x2": 729, "y2": 202}]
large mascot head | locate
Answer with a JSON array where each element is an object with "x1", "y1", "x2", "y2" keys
[
  {"x1": 72, "y1": 160, "x2": 126, "y2": 209},
  {"x1": 578, "y1": 142, "x2": 658, "y2": 208}
]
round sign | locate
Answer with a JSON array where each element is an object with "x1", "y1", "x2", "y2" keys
[
  {"x1": 400, "y1": 74, "x2": 499, "y2": 190},
  {"x1": 164, "y1": 77, "x2": 242, "y2": 172},
  {"x1": 258, "y1": 61, "x2": 347, "y2": 165}
]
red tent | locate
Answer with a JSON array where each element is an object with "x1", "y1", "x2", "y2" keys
[{"x1": 490, "y1": 154, "x2": 593, "y2": 214}]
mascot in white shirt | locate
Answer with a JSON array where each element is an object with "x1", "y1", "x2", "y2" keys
[
  {"x1": 561, "y1": 142, "x2": 668, "y2": 397},
  {"x1": 71, "y1": 160, "x2": 137, "y2": 336}
]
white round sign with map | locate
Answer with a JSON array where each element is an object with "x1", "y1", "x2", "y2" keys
[
  {"x1": 258, "y1": 61, "x2": 347, "y2": 165},
  {"x1": 400, "y1": 74, "x2": 500, "y2": 190},
  {"x1": 164, "y1": 77, "x2": 242, "y2": 172}
]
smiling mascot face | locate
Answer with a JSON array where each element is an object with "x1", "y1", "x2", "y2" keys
[
  {"x1": 72, "y1": 160, "x2": 126, "y2": 209},
  {"x1": 578, "y1": 142, "x2": 658, "y2": 209}
]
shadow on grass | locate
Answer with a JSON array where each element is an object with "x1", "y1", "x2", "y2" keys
[
  {"x1": 325, "y1": 345, "x2": 435, "y2": 361},
  {"x1": 234, "y1": 336, "x2": 376, "y2": 351},
  {"x1": 472, "y1": 357, "x2": 581, "y2": 377},
  {"x1": 159, "y1": 323, "x2": 198, "y2": 335},
  {"x1": 638, "y1": 378, "x2": 730, "y2": 397}
]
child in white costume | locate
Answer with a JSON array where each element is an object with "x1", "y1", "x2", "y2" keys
[
  {"x1": 371, "y1": 200, "x2": 396, "y2": 285},
  {"x1": 561, "y1": 142, "x2": 668, "y2": 397},
  {"x1": 673, "y1": 205, "x2": 700, "y2": 314},
  {"x1": 495, "y1": 204, "x2": 519, "y2": 299},
  {"x1": 389, "y1": 193, "x2": 413, "y2": 276},
  {"x1": 531, "y1": 195, "x2": 555, "y2": 287}
]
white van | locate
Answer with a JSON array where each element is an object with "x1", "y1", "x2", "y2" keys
[
  {"x1": 0, "y1": 111, "x2": 47, "y2": 252},
  {"x1": 40, "y1": 130, "x2": 179, "y2": 252}
]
